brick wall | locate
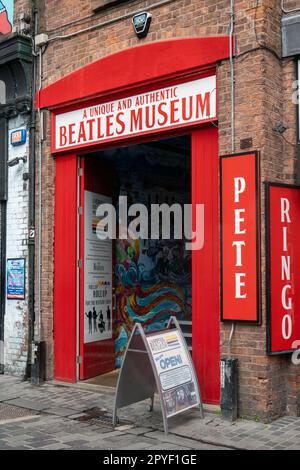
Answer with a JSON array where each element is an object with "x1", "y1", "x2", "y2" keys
[
  {"x1": 13, "y1": 0, "x2": 32, "y2": 25},
  {"x1": 14, "y1": 0, "x2": 31, "y2": 17},
  {"x1": 34, "y1": 0, "x2": 300, "y2": 419},
  {"x1": 220, "y1": 1, "x2": 300, "y2": 420}
]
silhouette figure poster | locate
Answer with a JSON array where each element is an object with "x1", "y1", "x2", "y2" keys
[{"x1": 84, "y1": 191, "x2": 113, "y2": 344}]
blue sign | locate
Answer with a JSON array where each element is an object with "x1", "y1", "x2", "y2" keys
[
  {"x1": 11, "y1": 129, "x2": 27, "y2": 146},
  {"x1": 7, "y1": 259, "x2": 26, "y2": 300}
]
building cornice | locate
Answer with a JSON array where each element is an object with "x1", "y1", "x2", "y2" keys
[{"x1": 0, "y1": 34, "x2": 32, "y2": 117}]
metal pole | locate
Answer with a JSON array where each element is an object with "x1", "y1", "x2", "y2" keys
[
  {"x1": 230, "y1": 0, "x2": 235, "y2": 153},
  {"x1": 0, "y1": 201, "x2": 7, "y2": 375},
  {"x1": 229, "y1": 0, "x2": 236, "y2": 357},
  {"x1": 228, "y1": 321, "x2": 235, "y2": 358},
  {"x1": 76, "y1": 157, "x2": 81, "y2": 382},
  {"x1": 26, "y1": 5, "x2": 38, "y2": 382},
  {"x1": 0, "y1": 117, "x2": 7, "y2": 374},
  {"x1": 36, "y1": 49, "x2": 43, "y2": 345}
]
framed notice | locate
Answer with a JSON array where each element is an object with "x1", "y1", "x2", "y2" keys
[
  {"x1": 146, "y1": 329, "x2": 200, "y2": 418},
  {"x1": 84, "y1": 191, "x2": 113, "y2": 344},
  {"x1": 220, "y1": 152, "x2": 261, "y2": 323},
  {"x1": 266, "y1": 183, "x2": 300, "y2": 355},
  {"x1": 7, "y1": 258, "x2": 26, "y2": 300}
]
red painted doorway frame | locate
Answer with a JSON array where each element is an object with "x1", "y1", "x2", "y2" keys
[
  {"x1": 54, "y1": 127, "x2": 220, "y2": 403},
  {"x1": 192, "y1": 126, "x2": 220, "y2": 404},
  {"x1": 48, "y1": 37, "x2": 229, "y2": 404},
  {"x1": 79, "y1": 156, "x2": 117, "y2": 380}
]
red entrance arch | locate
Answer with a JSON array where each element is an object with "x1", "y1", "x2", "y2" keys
[{"x1": 38, "y1": 37, "x2": 230, "y2": 404}]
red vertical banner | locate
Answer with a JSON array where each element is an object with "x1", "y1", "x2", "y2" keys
[
  {"x1": 221, "y1": 152, "x2": 261, "y2": 323},
  {"x1": 266, "y1": 183, "x2": 300, "y2": 354}
]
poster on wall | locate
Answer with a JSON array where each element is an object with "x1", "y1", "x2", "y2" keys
[
  {"x1": 0, "y1": 1, "x2": 13, "y2": 35},
  {"x1": 266, "y1": 183, "x2": 300, "y2": 355},
  {"x1": 146, "y1": 329, "x2": 200, "y2": 418},
  {"x1": 7, "y1": 258, "x2": 25, "y2": 300},
  {"x1": 84, "y1": 191, "x2": 113, "y2": 344},
  {"x1": 220, "y1": 152, "x2": 261, "y2": 323}
]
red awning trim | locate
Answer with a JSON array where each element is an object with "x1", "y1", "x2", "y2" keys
[{"x1": 37, "y1": 36, "x2": 230, "y2": 112}]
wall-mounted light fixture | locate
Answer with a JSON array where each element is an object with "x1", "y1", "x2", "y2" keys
[{"x1": 7, "y1": 156, "x2": 27, "y2": 168}]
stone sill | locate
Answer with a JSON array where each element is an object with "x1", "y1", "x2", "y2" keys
[{"x1": 92, "y1": 0, "x2": 129, "y2": 12}]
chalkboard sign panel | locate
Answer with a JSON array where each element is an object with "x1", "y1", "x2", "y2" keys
[{"x1": 113, "y1": 317, "x2": 203, "y2": 434}]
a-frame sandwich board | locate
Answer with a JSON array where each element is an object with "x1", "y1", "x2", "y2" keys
[{"x1": 113, "y1": 317, "x2": 204, "y2": 434}]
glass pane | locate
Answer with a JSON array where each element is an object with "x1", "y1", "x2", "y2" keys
[{"x1": 0, "y1": 80, "x2": 6, "y2": 104}]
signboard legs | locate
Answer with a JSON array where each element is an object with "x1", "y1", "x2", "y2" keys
[{"x1": 113, "y1": 317, "x2": 204, "y2": 434}]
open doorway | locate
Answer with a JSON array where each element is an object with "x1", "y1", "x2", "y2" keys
[{"x1": 79, "y1": 135, "x2": 192, "y2": 384}]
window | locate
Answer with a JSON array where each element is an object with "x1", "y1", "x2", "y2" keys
[{"x1": 0, "y1": 80, "x2": 6, "y2": 105}]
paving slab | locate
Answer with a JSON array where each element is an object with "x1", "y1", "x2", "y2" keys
[
  {"x1": 126, "y1": 427, "x2": 153, "y2": 435},
  {"x1": 3, "y1": 398, "x2": 49, "y2": 411},
  {"x1": 144, "y1": 431, "x2": 234, "y2": 450},
  {"x1": 118, "y1": 441, "x2": 159, "y2": 450},
  {"x1": 147, "y1": 444, "x2": 192, "y2": 450},
  {"x1": 43, "y1": 407, "x2": 79, "y2": 417},
  {"x1": 0, "y1": 375, "x2": 300, "y2": 450}
]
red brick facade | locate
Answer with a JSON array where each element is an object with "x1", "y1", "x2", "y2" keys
[{"x1": 14, "y1": 0, "x2": 300, "y2": 420}]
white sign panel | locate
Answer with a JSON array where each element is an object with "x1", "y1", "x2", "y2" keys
[
  {"x1": 147, "y1": 330, "x2": 200, "y2": 418},
  {"x1": 55, "y1": 76, "x2": 217, "y2": 151},
  {"x1": 84, "y1": 191, "x2": 113, "y2": 344}
]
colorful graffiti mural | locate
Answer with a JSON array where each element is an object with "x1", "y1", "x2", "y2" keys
[
  {"x1": 0, "y1": 1, "x2": 13, "y2": 35},
  {"x1": 107, "y1": 138, "x2": 192, "y2": 368},
  {"x1": 115, "y1": 237, "x2": 192, "y2": 367}
]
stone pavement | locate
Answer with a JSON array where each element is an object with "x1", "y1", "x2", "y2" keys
[{"x1": 0, "y1": 374, "x2": 300, "y2": 450}]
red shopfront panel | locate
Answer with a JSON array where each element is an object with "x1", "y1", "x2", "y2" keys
[
  {"x1": 266, "y1": 184, "x2": 300, "y2": 354},
  {"x1": 221, "y1": 152, "x2": 261, "y2": 323},
  {"x1": 79, "y1": 156, "x2": 116, "y2": 380},
  {"x1": 192, "y1": 126, "x2": 220, "y2": 405},
  {"x1": 54, "y1": 154, "x2": 78, "y2": 382}
]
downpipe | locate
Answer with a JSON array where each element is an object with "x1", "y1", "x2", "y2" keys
[
  {"x1": 25, "y1": 6, "x2": 38, "y2": 382},
  {"x1": 0, "y1": 202, "x2": 7, "y2": 374},
  {"x1": 0, "y1": 119, "x2": 8, "y2": 374},
  {"x1": 220, "y1": 0, "x2": 238, "y2": 422}
]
